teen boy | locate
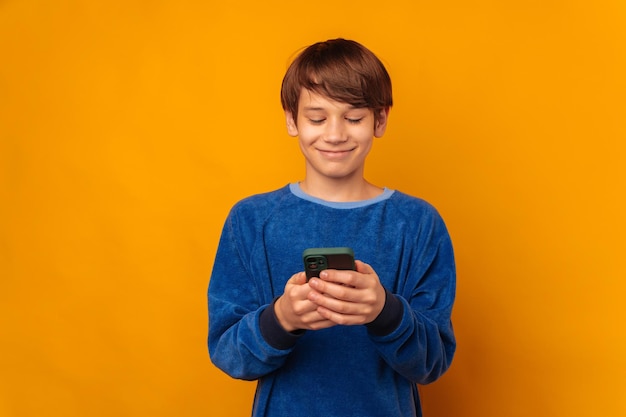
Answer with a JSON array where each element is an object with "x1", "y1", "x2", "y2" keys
[{"x1": 208, "y1": 38, "x2": 456, "y2": 417}]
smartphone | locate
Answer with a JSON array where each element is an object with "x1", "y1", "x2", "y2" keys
[{"x1": 302, "y1": 247, "x2": 355, "y2": 281}]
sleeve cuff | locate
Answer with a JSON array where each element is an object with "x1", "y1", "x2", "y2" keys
[
  {"x1": 366, "y1": 288, "x2": 404, "y2": 336},
  {"x1": 259, "y1": 297, "x2": 306, "y2": 350}
]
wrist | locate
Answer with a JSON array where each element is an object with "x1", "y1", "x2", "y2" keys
[
  {"x1": 259, "y1": 298, "x2": 305, "y2": 350},
  {"x1": 366, "y1": 289, "x2": 403, "y2": 336},
  {"x1": 274, "y1": 296, "x2": 298, "y2": 332}
]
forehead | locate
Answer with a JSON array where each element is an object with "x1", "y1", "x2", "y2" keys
[{"x1": 298, "y1": 89, "x2": 363, "y2": 112}]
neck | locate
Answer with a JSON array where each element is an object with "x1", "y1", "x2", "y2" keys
[{"x1": 299, "y1": 177, "x2": 383, "y2": 202}]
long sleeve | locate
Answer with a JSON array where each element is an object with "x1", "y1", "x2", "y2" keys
[
  {"x1": 208, "y1": 209, "x2": 296, "y2": 380},
  {"x1": 369, "y1": 208, "x2": 456, "y2": 384}
]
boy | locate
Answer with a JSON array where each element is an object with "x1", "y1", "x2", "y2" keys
[{"x1": 208, "y1": 38, "x2": 456, "y2": 417}]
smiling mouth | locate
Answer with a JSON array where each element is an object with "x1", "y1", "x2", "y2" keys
[{"x1": 318, "y1": 148, "x2": 355, "y2": 158}]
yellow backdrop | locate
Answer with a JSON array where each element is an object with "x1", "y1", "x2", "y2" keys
[{"x1": 1, "y1": 1, "x2": 624, "y2": 416}]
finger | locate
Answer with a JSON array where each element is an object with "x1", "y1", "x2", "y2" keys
[
  {"x1": 309, "y1": 278, "x2": 359, "y2": 301},
  {"x1": 301, "y1": 309, "x2": 336, "y2": 326},
  {"x1": 317, "y1": 269, "x2": 359, "y2": 287},
  {"x1": 293, "y1": 306, "x2": 337, "y2": 330},
  {"x1": 316, "y1": 305, "x2": 368, "y2": 326},
  {"x1": 288, "y1": 299, "x2": 312, "y2": 316},
  {"x1": 308, "y1": 287, "x2": 361, "y2": 311},
  {"x1": 307, "y1": 318, "x2": 336, "y2": 330}
]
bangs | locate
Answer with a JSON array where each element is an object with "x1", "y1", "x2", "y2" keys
[
  {"x1": 299, "y1": 59, "x2": 372, "y2": 109},
  {"x1": 281, "y1": 39, "x2": 392, "y2": 117}
]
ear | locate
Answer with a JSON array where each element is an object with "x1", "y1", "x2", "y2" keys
[
  {"x1": 285, "y1": 111, "x2": 299, "y2": 137},
  {"x1": 373, "y1": 108, "x2": 390, "y2": 138}
]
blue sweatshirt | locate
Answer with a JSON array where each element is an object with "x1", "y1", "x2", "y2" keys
[{"x1": 208, "y1": 183, "x2": 456, "y2": 417}]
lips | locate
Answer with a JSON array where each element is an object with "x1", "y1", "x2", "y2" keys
[{"x1": 317, "y1": 148, "x2": 355, "y2": 159}]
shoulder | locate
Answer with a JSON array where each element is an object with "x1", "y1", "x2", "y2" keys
[
  {"x1": 232, "y1": 185, "x2": 291, "y2": 211},
  {"x1": 226, "y1": 185, "x2": 294, "y2": 227},
  {"x1": 387, "y1": 191, "x2": 454, "y2": 251},
  {"x1": 388, "y1": 190, "x2": 443, "y2": 220}
]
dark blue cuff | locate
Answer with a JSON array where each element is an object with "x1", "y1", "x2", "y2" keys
[
  {"x1": 259, "y1": 297, "x2": 305, "y2": 350},
  {"x1": 366, "y1": 288, "x2": 403, "y2": 336}
]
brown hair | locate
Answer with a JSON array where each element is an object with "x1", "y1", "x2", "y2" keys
[{"x1": 280, "y1": 39, "x2": 393, "y2": 118}]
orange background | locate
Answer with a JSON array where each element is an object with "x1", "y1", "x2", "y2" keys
[{"x1": 1, "y1": 1, "x2": 625, "y2": 416}]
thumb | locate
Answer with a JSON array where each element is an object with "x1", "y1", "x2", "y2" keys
[
  {"x1": 355, "y1": 260, "x2": 374, "y2": 274},
  {"x1": 291, "y1": 271, "x2": 307, "y2": 285}
]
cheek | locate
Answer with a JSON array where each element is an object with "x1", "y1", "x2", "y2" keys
[
  {"x1": 296, "y1": 126, "x2": 317, "y2": 142},
  {"x1": 297, "y1": 136, "x2": 312, "y2": 153},
  {"x1": 354, "y1": 126, "x2": 376, "y2": 143}
]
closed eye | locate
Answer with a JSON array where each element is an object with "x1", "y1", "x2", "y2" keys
[{"x1": 346, "y1": 118, "x2": 363, "y2": 124}]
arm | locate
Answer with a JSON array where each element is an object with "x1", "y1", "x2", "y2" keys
[
  {"x1": 370, "y1": 220, "x2": 456, "y2": 384},
  {"x1": 207, "y1": 213, "x2": 295, "y2": 380}
]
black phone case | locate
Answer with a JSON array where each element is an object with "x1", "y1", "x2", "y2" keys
[{"x1": 302, "y1": 247, "x2": 355, "y2": 280}]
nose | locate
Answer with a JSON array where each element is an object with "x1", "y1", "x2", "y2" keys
[{"x1": 323, "y1": 118, "x2": 347, "y2": 143}]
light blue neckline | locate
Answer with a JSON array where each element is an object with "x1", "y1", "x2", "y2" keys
[{"x1": 289, "y1": 183, "x2": 395, "y2": 209}]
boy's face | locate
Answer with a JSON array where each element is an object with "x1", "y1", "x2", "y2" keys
[{"x1": 285, "y1": 89, "x2": 388, "y2": 184}]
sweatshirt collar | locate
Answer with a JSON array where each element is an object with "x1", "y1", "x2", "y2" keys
[{"x1": 289, "y1": 182, "x2": 394, "y2": 209}]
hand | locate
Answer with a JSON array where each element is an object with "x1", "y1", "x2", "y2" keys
[
  {"x1": 274, "y1": 272, "x2": 337, "y2": 332},
  {"x1": 306, "y1": 260, "x2": 386, "y2": 326}
]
